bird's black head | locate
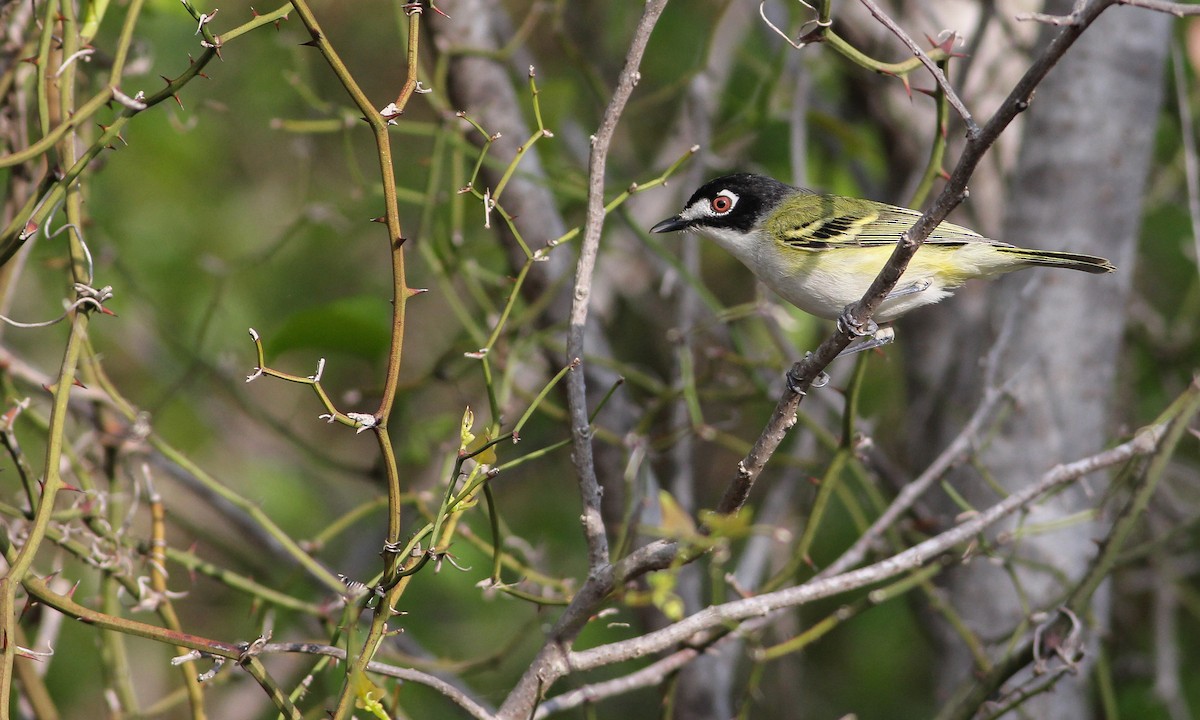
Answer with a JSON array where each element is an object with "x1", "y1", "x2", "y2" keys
[{"x1": 650, "y1": 173, "x2": 796, "y2": 234}]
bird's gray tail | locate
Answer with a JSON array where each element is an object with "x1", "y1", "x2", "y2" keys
[{"x1": 996, "y1": 247, "x2": 1116, "y2": 274}]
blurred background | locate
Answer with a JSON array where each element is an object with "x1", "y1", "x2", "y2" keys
[{"x1": 2, "y1": 1, "x2": 1199, "y2": 718}]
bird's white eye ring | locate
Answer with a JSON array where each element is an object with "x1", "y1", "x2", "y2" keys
[{"x1": 710, "y1": 190, "x2": 737, "y2": 215}]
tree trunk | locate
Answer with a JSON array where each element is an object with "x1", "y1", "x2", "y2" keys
[{"x1": 906, "y1": 4, "x2": 1170, "y2": 716}]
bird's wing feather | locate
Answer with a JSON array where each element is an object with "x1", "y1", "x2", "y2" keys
[{"x1": 773, "y1": 195, "x2": 1006, "y2": 250}]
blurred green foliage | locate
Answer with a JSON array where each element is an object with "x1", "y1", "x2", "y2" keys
[{"x1": 2, "y1": 1, "x2": 1199, "y2": 719}]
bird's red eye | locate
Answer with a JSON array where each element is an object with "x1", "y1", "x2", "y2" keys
[{"x1": 711, "y1": 195, "x2": 733, "y2": 214}]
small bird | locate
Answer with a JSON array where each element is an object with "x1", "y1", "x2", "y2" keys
[{"x1": 651, "y1": 173, "x2": 1114, "y2": 350}]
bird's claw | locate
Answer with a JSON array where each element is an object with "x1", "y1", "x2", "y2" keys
[
  {"x1": 837, "y1": 305, "x2": 879, "y2": 338},
  {"x1": 785, "y1": 354, "x2": 830, "y2": 394}
]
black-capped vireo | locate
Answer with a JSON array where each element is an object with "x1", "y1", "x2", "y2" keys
[{"x1": 651, "y1": 173, "x2": 1114, "y2": 351}]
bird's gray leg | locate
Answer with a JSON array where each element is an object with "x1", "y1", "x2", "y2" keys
[
  {"x1": 885, "y1": 278, "x2": 932, "y2": 299},
  {"x1": 836, "y1": 326, "x2": 896, "y2": 357},
  {"x1": 788, "y1": 324, "x2": 896, "y2": 393}
]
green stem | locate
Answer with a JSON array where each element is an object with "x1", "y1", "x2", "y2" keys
[
  {"x1": 910, "y1": 60, "x2": 953, "y2": 208},
  {"x1": 107, "y1": 0, "x2": 147, "y2": 83},
  {"x1": 824, "y1": 29, "x2": 952, "y2": 78},
  {"x1": 0, "y1": 86, "x2": 114, "y2": 169},
  {"x1": 283, "y1": 3, "x2": 424, "y2": 717},
  {"x1": 0, "y1": 311, "x2": 90, "y2": 707},
  {"x1": 794, "y1": 449, "x2": 849, "y2": 566}
]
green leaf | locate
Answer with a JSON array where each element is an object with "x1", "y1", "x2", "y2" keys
[
  {"x1": 658, "y1": 490, "x2": 697, "y2": 538},
  {"x1": 459, "y1": 406, "x2": 476, "y2": 453},
  {"x1": 648, "y1": 571, "x2": 684, "y2": 621}
]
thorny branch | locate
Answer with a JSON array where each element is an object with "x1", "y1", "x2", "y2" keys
[{"x1": 855, "y1": 0, "x2": 978, "y2": 136}]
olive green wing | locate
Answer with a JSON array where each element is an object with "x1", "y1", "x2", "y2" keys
[{"x1": 769, "y1": 193, "x2": 1002, "y2": 250}]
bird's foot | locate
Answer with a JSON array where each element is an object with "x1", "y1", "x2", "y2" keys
[
  {"x1": 837, "y1": 305, "x2": 879, "y2": 338},
  {"x1": 786, "y1": 353, "x2": 830, "y2": 394}
]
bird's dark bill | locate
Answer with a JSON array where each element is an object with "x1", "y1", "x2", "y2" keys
[{"x1": 650, "y1": 215, "x2": 688, "y2": 233}]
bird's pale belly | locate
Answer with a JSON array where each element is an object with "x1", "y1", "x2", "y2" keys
[{"x1": 759, "y1": 245, "x2": 964, "y2": 322}]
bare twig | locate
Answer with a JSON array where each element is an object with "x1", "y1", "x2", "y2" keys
[
  {"x1": 855, "y1": 0, "x2": 979, "y2": 137},
  {"x1": 534, "y1": 647, "x2": 700, "y2": 718},
  {"x1": 816, "y1": 377, "x2": 1016, "y2": 579},
  {"x1": 564, "y1": 0, "x2": 666, "y2": 571},
  {"x1": 434, "y1": 0, "x2": 645, "y2": 544},
  {"x1": 1117, "y1": 0, "x2": 1200, "y2": 15},
  {"x1": 494, "y1": 2, "x2": 670, "y2": 718},
  {"x1": 257, "y1": 642, "x2": 495, "y2": 720},
  {"x1": 936, "y1": 377, "x2": 1200, "y2": 720},
  {"x1": 570, "y1": 423, "x2": 1163, "y2": 671},
  {"x1": 1019, "y1": 0, "x2": 1200, "y2": 23}
]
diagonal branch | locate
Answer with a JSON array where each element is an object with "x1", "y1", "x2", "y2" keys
[
  {"x1": 570, "y1": 422, "x2": 1163, "y2": 672},
  {"x1": 720, "y1": 0, "x2": 1119, "y2": 515}
]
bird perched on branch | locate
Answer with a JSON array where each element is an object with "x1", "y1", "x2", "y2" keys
[{"x1": 651, "y1": 173, "x2": 1114, "y2": 354}]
